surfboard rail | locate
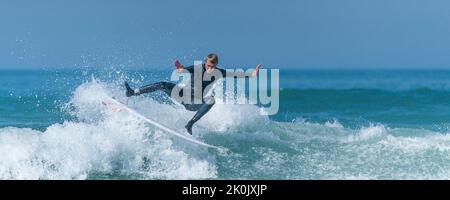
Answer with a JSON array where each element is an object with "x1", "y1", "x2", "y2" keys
[{"x1": 103, "y1": 97, "x2": 221, "y2": 150}]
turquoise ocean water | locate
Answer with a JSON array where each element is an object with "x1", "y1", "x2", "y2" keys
[{"x1": 2, "y1": 68, "x2": 450, "y2": 179}]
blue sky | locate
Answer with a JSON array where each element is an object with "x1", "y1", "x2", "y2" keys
[{"x1": 1, "y1": 0, "x2": 450, "y2": 69}]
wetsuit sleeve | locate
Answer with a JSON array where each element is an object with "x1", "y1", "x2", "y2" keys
[
  {"x1": 184, "y1": 65, "x2": 195, "y2": 74},
  {"x1": 219, "y1": 68, "x2": 227, "y2": 77}
]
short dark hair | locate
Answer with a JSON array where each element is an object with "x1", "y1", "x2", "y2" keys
[{"x1": 206, "y1": 53, "x2": 219, "y2": 64}]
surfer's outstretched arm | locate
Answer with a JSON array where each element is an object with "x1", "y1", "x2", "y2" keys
[{"x1": 223, "y1": 64, "x2": 262, "y2": 78}]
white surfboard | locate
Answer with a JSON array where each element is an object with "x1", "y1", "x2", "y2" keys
[{"x1": 102, "y1": 96, "x2": 221, "y2": 150}]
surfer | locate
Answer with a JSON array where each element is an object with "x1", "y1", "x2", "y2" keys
[{"x1": 124, "y1": 53, "x2": 261, "y2": 135}]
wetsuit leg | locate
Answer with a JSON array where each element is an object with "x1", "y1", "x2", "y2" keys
[
  {"x1": 185, "y1": 97, "x2": 215, "y2": 135},
  {"x1": 138, "y1": 81, "x2": 176, "y2": 95},
  {"x1": 126, "y1": 81, "x2": 215, "y2": 135},
  {"x1": 126, "y1": 81, "x2": 175, "y2": 97},
  {"x1": 182, "y1": 103, "x2": 201, "y2": 111}
]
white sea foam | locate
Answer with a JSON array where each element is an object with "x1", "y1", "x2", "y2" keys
[
  {"x1": 0, "y1": 80, "x2": 217, "y2": 180},
  {"x1": 4, "y1": 79, "x2": 450, "y2": 180}
]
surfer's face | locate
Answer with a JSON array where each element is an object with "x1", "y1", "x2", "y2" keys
[{"x1": 204, "y1": 58, "x2": 217, "y2": 69}]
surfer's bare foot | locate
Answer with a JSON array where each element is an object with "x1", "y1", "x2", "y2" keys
[{"x1": 125, "y1": 82, "x2": 135, "y2": 97}]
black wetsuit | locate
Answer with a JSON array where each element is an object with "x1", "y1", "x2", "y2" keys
[{"x1": 126, "y1": 64, "x2": 227, "y2": 134}]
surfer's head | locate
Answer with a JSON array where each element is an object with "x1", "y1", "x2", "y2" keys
[{"x1": 204, "y1": 53, "x2": 218, "y2": 69}]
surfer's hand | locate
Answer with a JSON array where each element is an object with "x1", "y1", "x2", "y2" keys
[
  {"x1": 175, "y1": 60, "x2": 184, "y2": 70},
  {"x1": 252, "y1": 64, "x2": 262, "y2": 77}
]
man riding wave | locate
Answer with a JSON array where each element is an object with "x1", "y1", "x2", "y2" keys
[{"x1": 125, "y1": 53, "x2": 261, "y2": 135}]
